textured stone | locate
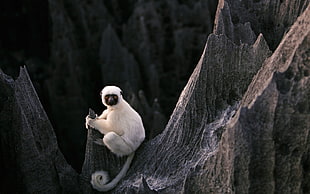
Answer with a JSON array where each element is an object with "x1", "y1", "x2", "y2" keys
[
  {"x1": 113, "y1": 1, "x2": 310, "y2": 193},
  {"x1": 114, "y1": 27, "x2": 271, "y2": 194},
  {"x1": 99, "y1": 24, "x2": 142, "y2": 93},
  {"x1": 0, "y1": 67, "x2": 80, "y2": 193},
  {"x1": 0, "y1": 0, "x2": 309, "y2": 193},
  {"x1": 45, "y1": 0, "x2": 218, "y2": 169}
]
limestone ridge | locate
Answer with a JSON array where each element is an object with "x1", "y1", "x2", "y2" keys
[
  {"x1": 0, "y1": 0, "x2": 309, "y2": 193},
  {"x1": 0, "y1": 67, "x2": 80, "y2": 193},
  {"x1": 114, "y1": 0, "x2": 310, "y2": 193}
]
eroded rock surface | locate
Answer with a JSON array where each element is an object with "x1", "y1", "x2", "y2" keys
[
  {"x1": 113, "y1": 1, "x2": 310, "y2": 193},
  {"x1": 0, "y1": 67, "x2": 80, "y2": 193},
  {"x1": 0, "y1": 0, "x2": 309, "y2": 193}
]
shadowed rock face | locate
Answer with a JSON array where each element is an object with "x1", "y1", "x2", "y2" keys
[
  {"x1": 112, "y1": 0, "x2": 310, "y2": 193},
  {"x1": 0, "y1": 67, "x2": 80, "y2": 193},
  {"x1": 0, "y1": 0, "x2": 309, "y2": 193},
  {"x1": 184, "y1": 4, "x2": 310, "y2": 193},
  {"x1": 44, "y1": 0, "x2": 218, "y2": 170}
]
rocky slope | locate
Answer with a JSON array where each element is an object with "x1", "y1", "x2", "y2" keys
[
  {"x1": 46, "y1": 0, "x2": 217, "y2": 170},
  {"x1": 0, "y1": 0, "x2": 309, "y2": 193},
  {"x1": 0, "y1": 0, "x2": 218, "y2": 171},
  {"x1": 112, "y1": 1, "x2": 310, "y2": 193}
]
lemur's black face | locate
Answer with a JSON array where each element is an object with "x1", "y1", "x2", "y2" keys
[
  {"x1": 104, "y1": 94, "x2": 119, "y2": 106},
  {"x1": 100, "y1": 86, "x2": 123, "y2": 107}
]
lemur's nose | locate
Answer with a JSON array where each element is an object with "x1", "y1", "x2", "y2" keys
[{"x1": 107, "y1": 96, "x2": 117, "y2": 106}]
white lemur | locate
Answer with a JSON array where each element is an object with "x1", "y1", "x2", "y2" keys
[{"x1": 85, "y1": 86, "x2": 145, "y2": 192}]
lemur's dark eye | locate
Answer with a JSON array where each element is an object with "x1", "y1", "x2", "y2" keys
[
  {"x1": 113, "y1": 95, "x2": 118, "y2": 100},
  {"x1": 104, "y1": 96, "x2": 109, "y2": 100}
]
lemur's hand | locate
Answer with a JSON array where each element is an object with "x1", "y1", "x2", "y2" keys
[
  {"x1": 85, "y1": 115, "x2": 95, "y2": 129},
  {"x1": 86, "y1": 108, "x2": 97, "y2": 129}
]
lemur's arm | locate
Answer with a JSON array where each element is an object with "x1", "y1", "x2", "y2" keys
[
  {"x1": 86, "y1": 116, "x2": 124, "y2": 136},
  {"x1": 98, "y1": 109, "x2": 108, "y2": 119}
]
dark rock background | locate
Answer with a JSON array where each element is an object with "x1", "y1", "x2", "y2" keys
[
  {"x1": 0, "y1": 0, "x2": 309, "y2": 193},
  {"x1": 0, "y1": 0, "x2": 218, "y2": 171}
]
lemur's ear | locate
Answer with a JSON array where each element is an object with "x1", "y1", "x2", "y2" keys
[
  {"x1": 120, "y1": 90, "x2": 123, "y2": 96},
  {"x1": 100, "y1": 91, "x2": 102, "y2": 96}
]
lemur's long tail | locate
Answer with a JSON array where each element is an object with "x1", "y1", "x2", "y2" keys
[{"x1": 91, "y1": 152, "x2": 135, "y2": 192}]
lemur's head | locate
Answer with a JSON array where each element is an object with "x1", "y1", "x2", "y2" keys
[{"x1": 100, "y1": 86, "x2": 123, "y2": 107}]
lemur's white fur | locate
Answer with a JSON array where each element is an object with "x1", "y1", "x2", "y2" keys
[{"x1": 85, "y1": 86, "x2": 145, "y2": 192}]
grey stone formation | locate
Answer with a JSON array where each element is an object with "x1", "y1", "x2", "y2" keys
[
  {"x1": 0, "y1": 0, "x2": 309, "y2": 193},
  {"x1": 44, "y1": 0, "x2": 217, "y2": 169},
  {"x1": 0, "y1": 67, "x2": 80, "y2": 193}
]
